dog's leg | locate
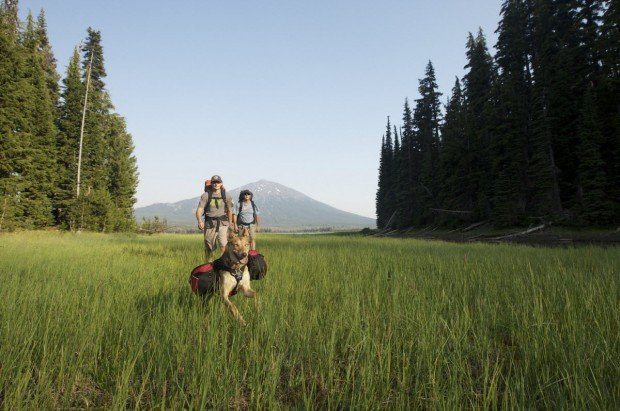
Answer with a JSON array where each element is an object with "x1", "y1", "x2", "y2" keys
[
  {"x1": 239, "y1": 282, "x2": 259, "y2": 310},
  {"x1": 222, "y1": 295, "x2": 245, "y2": 326},
  {"x1": 220, "y1": 274, "x2": 246, "y2": 326}
]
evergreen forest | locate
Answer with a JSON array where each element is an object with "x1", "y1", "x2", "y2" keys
[
  {"x1": 376, "y1": 0, "x2": 619, "y2": 229},
  {"x1": 0, "y1": 0, "x2": 138, "y2": 232}
]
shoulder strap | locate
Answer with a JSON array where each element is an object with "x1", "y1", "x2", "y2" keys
[
  {"x1": 222, "y1": 187, "x2": 228, "y2": 213},
  {"x1": 236, "y1": 200, "x2": 257, "y2": 224},
  {"x1": 205, "y1": 187, "x2": 229, "y2": 213},
  {"x1": 204, "y1": 189, "x2": 213, "y2": 214}
]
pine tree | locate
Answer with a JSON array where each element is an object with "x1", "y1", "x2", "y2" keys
[
  {"x1": 1, "y1": 7, "x2": 139, "y2": 231},
  {"x1": 575, "y1": 87, "x2": 614, "y2": 224},
  {"x1": 395, "y1": 99, "x2": 418, "y2": 228},
  {"x1": 596, "y1": 0, "x2": 620, "y2": 220},
  {"x1": 79, "y1": 28, "x2": 111, "y2": 197},
  {"x1": 376, "y1": 136, "x2": 388, "y2": 228},
  {"x1": 35, "y1": 9, "x2": 60, "y2": 109},
  {"x1": 462, "y1": 30, "x2": 496, "y2": 220},
  {"x1": 2, "y1": 0, "x2": 18, "y2": 38},
  {"x1": 413, "y1": 61, "x2": 442, "y2": 224},
  {"x1": 106, "y1": 114, "x2": 138, "y2": 231},
  {"x1": 533, "y1": 1, "x2": 587, "y2": 209},
  {"x1": 18, "y1": 11, "x2": 57, "y2": 227},
  {"x1": 375, "y1": 117, "x2": 397, "y2": 229},
  {"x1": 0, "y1": 5, "x2": 57, "y2": 229},
  {"x1": 438, "y1": 77, "x2": 469, "y2": 226},
  {"x1": 383, "y1": 117, "x2": 396, "y2": 227},
  {"x1": 600, "y1": 0, "x2": 619, "y2": 79},
  {"x1": 491, "y1": 0, "x2": 533, "y2": 226},
  {"x1": 528, "y1": 82, "x2": 563, "y2": 219},
  {"x1": 68, "y1": 28, "x2": 117, "y2": 231},
  {"x1": 56, "y1": 48, "x2": 83, "y2": 227},
  {"x1": 575, "y1": 0, "x2": 605, "y2": 82},
  {"x1": 0, "y1": 9, "x2": 32, "y2": 230},
  {"x1": 527, "y1": 0, "x2": 565, "y2": 219}
]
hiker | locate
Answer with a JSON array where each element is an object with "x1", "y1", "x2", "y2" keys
[
  {"x1": 233, "y1": 189, "x2": 261, "y2": 250},
  {"x1": 196, "y1": 175, "x2": 233, "y2": 262}
]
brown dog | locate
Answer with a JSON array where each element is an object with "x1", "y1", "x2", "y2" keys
[{"x1": 213, "y1": 229, "x2": 257, "y2": 325}]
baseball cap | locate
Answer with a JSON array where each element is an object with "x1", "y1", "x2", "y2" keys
[{"x1": 211, "y1": 175, "x2": 222, "y2": 183}]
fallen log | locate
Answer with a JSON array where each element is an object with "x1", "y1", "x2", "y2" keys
[
  {"x1": 461, "y1": 220, "x2": 488, "y2": 232},
  {"x1": 383, "y1": 211, "x2": 398, "y2": 229},
  {"x1": 490, "y1": 224, "x2": 546, "y2": 240}
]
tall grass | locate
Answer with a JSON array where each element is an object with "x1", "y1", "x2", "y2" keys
[{"x1": 0, "y1": 232, "x2": 618, "y2": 408}]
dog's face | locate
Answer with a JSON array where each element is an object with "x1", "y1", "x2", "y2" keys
[{"x1": 226, "y1": 230, "x2": 250, "y2": 265}]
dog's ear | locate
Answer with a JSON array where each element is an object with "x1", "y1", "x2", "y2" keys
[{"x1": 228, "y1": 229, "x2": 237, "y2": 240}]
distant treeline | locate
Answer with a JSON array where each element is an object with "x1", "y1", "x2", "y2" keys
[
  {"x1": 0, "y1": 1, "x2": 138, "y2": 232},
  {"x1": 376, "y1": 0, "x2": 619, "y2": 229}
]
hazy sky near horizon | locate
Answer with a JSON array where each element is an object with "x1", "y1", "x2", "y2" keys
[{"x1": 19, "y1": 0, "x2": 501, "y2": 218}]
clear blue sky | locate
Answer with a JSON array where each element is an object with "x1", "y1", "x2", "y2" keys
[{"x1": 19, "y1": 0, "x2": 501, "y2": 218}]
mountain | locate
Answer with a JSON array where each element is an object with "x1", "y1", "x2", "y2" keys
[{"x1": 135, "y1": 180, "x2": 376, "y2": 231}]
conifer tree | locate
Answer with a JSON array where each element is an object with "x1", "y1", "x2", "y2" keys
[
  {"x1": 56, "y1": 48, "x2": 83, "y2": 227},
  {"x1": 2, "y1": 0, "x2": 18, "y2": 38},
  {"x1": 376, "y1": 136, "x2": 388, "y2": 228},
  {"x1": 438, "y1": 77, "x2": 468, "y2": 226},
  {"x1": 596, "y1": 0, "x2": 620, "y2": 218},
  {"x1": 79, "y1": 28, "x2": 111, "y2": 197},
  {"x1": 0, "y1": 9, "x2": 31, "y2": 230},
  {"x1": 106, "y1": 115, "x2": 138, "y2": 231},
  {"x1": 69, "y1": 28, "x2": 117, "y2": 231},
  {"x1": 576, "y1": 87, "x2": 614, "y2": 225},
  {"x1": 0, "y1": 5, "x2": 57, "y2": 229},
  {"x1": 18, "y1": 11, "x2": 57, "y2": 227},
  {"x1": 600, "y1": 0, "x2": 619, "y2": 79},
  {"x1": 374, "y1": 0, "x2": 619, "y2": 228},
  {"x1": 383, "y1": 117, "x2": 396, "y2": 226},
  {"x1": 413, "y1": 61, "x2": 442, "y2": 224},
  {"x1": 35, "y1": 9, "x2": 60, "y2": 109},
  {"x1": 0, "y1": 6, "x2": 139, "y2": 231},
  {"x1": 527, "y1": 83, "x2": 563, "y2": 219},
  {"x1": 375, "y1": 117, "x2": 397, "y2": 228},
  {"x1": 491, "y1": 0, "x2": 533, "y2": 226},
  {"x1": 60, "y1": 27, "x2": 139, "y2": 231},
  {"x1": 395, "y1": 99, "x2": 418, "y2": 228},
  {"x1": 526, "y1": 0, "x2": 564, "y2": 219},
  {"x1": 531, "y1": 1, "x2": 586, "y2": 209},
  {"x1": 462, "y1": 30, "x2": 496, "y2": 220}
]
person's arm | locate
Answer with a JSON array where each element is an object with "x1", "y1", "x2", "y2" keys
[
  {"x1": 196, "y1": 206, "x2": 204, "y2": 230},
  {"x1": 226, "y1": 195, "x2": 233, "y2": 225},
  {"x1": 232, "y1": 205, "x2": 238, "y2": 232},
  {"x1": 256, "y1": 215, "x2": 261, "y2": 232},
  {"x1": 196, "y1": 195, "x2": 206, "y2": 230}
]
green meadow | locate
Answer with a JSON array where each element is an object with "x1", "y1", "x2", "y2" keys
[{"x1": 0, "y1": 232, "x2": 618, "y2": 409}]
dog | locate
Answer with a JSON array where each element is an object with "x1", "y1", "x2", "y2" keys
[{"x1": 211, "y1": 229, "x2": 258, "y2": 326}]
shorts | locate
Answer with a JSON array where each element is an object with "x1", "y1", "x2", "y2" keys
[
  {"x1": 203, "y1": 218, "x2": 229, "y2": 250},
  {"x1": 238, "y1": 224, "x2": 257, "y2": 244}
]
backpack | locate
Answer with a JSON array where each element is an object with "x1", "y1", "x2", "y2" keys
[
  {"x1": 189, "y1": 263, "x2": 217, "y2": 296},
  {"x1": 237, "y1": 200, "x2": 257, "y2": 225},
  {"x1": 203, "y1": 179, "x2": 229, "y2": 214},
  {"x1": 247, "y1": 250, "x2": 268, "y2": 280}
]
